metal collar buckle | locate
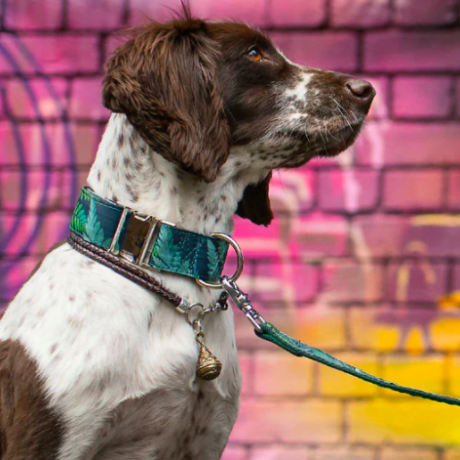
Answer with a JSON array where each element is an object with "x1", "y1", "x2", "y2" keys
[
  {"x1": 109, "y1": 206, "x2": 174, "y2": 268},
  {"x1": 132, "y1": 212, "x2": 160, "y2": 267}
]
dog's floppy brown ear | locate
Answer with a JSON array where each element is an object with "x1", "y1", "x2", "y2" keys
[
  {"x1": 102, "y1": 19, "x2": 230, "y2": 183},
  {"x1": 236, "y1": 172, "x2": 273, "y2": 226}
]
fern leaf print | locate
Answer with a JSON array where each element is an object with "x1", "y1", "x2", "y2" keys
[
  {"x1": 152, "y1": 227, "x2": 178, "y2": 270},
  {"x1": 81, "y1": 187, "x2": 91, "y2": 202},
  {"x1": 71, "y1": 203, "x2": 87, "y2": 234},
  {"x1": 206, "y1": 239, "x2": 220, "y2": 280},
  {"x1": 84, "y1": 199, "x2": 105, "y2": 246},
  {"x1": 179, "y1": 258, "x2": 191, "y2": 274},
  {"x1": 217, "y1": 241, "x2": 228, "y2": 264}
]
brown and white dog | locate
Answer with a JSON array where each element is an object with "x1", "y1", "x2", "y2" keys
[{"x1": 0, "y1": 9, "x2": 374, "y2": 460}]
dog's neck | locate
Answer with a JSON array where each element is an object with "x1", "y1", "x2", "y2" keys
[{"x1": 87, "y1": 114, "x2": 265, "y2": 235}]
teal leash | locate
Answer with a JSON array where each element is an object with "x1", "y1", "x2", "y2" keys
[
  {"x1": 256, "y1": 321, "x2": 460, "y2": 406},
  {"x1": 221, "y1": 277, "x2": 460, "y2": 407}
]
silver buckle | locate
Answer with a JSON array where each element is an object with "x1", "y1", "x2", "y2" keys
[
  {"x1": 109, "y1": 206, "x2": 174, "y2": 268},
  {"x1": 108, "y1": 208, "x2": 130, "y2": 255},
  {"x1": 132, "y1": 212, "x2": 160, "y2": 267}
]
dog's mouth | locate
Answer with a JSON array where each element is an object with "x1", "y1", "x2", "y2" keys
[
  {"x1": 312, "y1": 123, "x2": 363, "y2": 157},
  {"x1": 275, "y1": 119, "x2": 364, "y2": 168}
]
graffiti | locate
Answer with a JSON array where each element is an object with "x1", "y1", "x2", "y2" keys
[
  {"x1": 1, "y1": 0, "x2": 460, "y2": 452},
  {"x1": 0, "y1": 35, "x2": 77, "y2": 301}
]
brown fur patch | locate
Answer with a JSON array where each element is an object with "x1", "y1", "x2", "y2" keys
[
  {"x1": 102, "y1": 18, "x2": 231, "y2": 183},
  {"x1": 0, "y1": 340, "x2": 64, "y2": 459},
  {"x1": 236, "y1": 172, "x2": 273, "y2": 226}
]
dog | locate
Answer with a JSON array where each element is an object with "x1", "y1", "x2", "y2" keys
[{"x1": 0, "y1": 9, "x2": 374, "y2": 460}]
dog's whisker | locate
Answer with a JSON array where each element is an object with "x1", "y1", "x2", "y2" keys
[
  {"x1": 331, "y1": 97, "x2": 353, "y2": 131},
  {"x1": 303, "y1": 124, "x2": 311, "y2": 143}
]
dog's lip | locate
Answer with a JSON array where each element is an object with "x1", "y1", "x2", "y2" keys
[
  {"x1": 277, "y1": 122, "x2": 362, "y2": 153},
  {"x1": 278, "y1": 131, "x2": 357, "y2": 168},
  {"x1": 270, "y1": 120, "x2": 364, "y2": 167},
  {"x1": 315, "y1": 127, "x2": 361, "y2": 157},
  {"x1": 276, "y1": 121, "x2": 363, "y2": 140}
]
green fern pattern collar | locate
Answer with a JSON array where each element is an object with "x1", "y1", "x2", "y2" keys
[{"x1": 69, "y1": 187, "x2": 229, "y2": 283}]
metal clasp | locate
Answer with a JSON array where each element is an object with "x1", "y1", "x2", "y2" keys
[
  {"x1": 109, "y1": 209, "x2": 159, "y2": 266},
  {"x1": 132, "y1": 212, "x2": 160, "y2": 267},
  {"x1": 221, "y1": 276, "x2": 265, "y2": 332},
  {"x1": 108, "y1": 208, "x2": 130, "y2": 255},
  {"x1": 132, "y1": 212, "x2": 177, "y2": 267},
  {"x1": 109, "y1": 204, "x2": 175, "y2": 268},
  {"x1": 175, "y1": 298, "x2": 191, "y2": 315}
]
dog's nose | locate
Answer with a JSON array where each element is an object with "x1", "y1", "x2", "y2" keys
[{"x1": 345, "y1": 78, "x2": 375, "y2": 109}]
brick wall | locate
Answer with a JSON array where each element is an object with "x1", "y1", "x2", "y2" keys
[{"x1": 1, "y1": 0, "x2": 460, "y2": 458}]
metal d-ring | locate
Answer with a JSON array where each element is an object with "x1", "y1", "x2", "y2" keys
[
  {"x1": 185, "y1": 303, "x2": 206, "y2": 326},
  {"x1": 196, "y1": 233, "x2": 244, "y2": 289}
]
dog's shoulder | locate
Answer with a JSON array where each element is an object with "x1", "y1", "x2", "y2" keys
[
  {"x1": 0, "y1": 242, "x2": 71, "y2": 457},
  {"x1": 0, "y1": 244, "x2": 201, "y2": 457},
  {"x1": 0, "y1": 243, "x2": 162, "y2": 391},
  {"x1": 0, "y1": 338, "x2": 64, "y2": 459}
]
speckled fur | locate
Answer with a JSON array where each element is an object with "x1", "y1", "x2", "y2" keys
[
  {"x1": 0, "y1": 16, "x2": 374, "y2": 460},
  {"x1": 0, "y1": 115, "x2": 251, "y2": 460}
]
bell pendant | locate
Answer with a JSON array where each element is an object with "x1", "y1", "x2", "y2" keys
[{"x1": 196, "y1": 343, "x2": 222, "y2": 381}]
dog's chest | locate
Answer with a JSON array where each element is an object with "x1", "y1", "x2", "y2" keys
[
  {"x1": 0, "y1": 245, "x2": 241, "y2": 460},
  {"x1": 95, "y1": 384, "x2": 238, "y2": 460}
]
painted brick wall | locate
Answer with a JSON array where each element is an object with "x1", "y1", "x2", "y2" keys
[{"x1": 1, "y1": 0, "x2": 460, "y2": 458}]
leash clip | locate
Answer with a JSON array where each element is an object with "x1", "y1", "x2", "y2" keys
[{"x1": 221, "y1": 276, "x2": 265, "y2": 332}]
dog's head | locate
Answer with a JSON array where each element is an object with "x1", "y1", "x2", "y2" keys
[{"x1": 103, "y1": 8, "x2": 375, "y2": 226}]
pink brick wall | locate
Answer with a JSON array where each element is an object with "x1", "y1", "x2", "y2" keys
[{"x1": 1, "y1": 0, "x2": 460, "y2": 457}]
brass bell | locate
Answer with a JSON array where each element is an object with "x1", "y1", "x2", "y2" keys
[{"x1": 196, "y1": 344, "x2": 222, "y2": 380}]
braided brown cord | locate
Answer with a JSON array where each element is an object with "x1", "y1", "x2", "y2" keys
[
  {"x1": 67, "y1": 232, "x2": 229, "y2": 310},
  {"x1": 67, "y1": 232, "x2": 182, "y2": 307}
]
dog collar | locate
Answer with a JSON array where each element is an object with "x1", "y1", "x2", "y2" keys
[{"x1": 69, "y1": 187, "x2": 229, "y2": 283}]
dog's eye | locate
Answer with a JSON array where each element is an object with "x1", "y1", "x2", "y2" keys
[{"x1": 247, "y1": 46, "x2": 262, "y2": 62}]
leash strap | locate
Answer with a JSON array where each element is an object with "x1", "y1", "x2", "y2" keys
[
  {"x1": 221, "y1": 277, "x2": 460, "y2": 407},
  {"x1": 255, "y1": 322, "x2": 460, "y2": 406}
]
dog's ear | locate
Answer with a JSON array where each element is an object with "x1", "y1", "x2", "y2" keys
[
  {"x1": 102, "y1": 19, "x2": 230, "y2": 183},
  {"x1": 236, "y1": 172, "x2": 273, "y2": 226}
]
